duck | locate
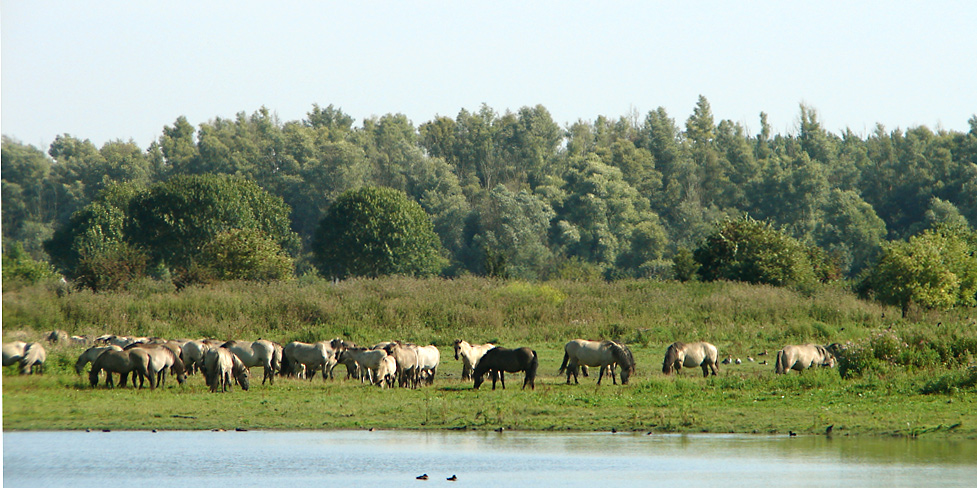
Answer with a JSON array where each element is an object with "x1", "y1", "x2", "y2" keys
[
  {"x1": 416, "y1": 474, "x2": 428, "y2": 480},
  {"x1": 447, "y1": 475, "x2": 458, "y2": 481}
]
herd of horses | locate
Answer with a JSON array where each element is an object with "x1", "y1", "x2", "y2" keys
[{"x1": 5, "y1": 332, "x2": 841, "y2": 392}]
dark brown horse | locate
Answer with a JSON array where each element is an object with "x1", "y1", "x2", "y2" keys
[{"x1": 472, "y1": 347, "x2": 538, "y2": 390}]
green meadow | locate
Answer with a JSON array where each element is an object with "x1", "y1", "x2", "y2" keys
[{"x1": 3, "y1": 277, "x2": 976, "y2": 437}]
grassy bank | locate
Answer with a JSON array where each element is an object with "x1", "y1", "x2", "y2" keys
[{"x1": 3, "y1": 277, "x2": 976, "y2": 437}]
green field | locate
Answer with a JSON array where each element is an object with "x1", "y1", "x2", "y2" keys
[{"x1": 3, "y1": 277, "x2": 976, "y2": 437}]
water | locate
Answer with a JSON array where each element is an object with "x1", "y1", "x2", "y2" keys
[{"x1": 3, "y1": 430, "x2": 975, "y2": 487}]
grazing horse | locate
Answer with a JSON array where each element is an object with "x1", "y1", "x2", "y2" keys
[
  {"x1": 89, "y1": 349, "x2": 152, "y2": 388},
  {"x1": 222, "y1": 339, "x2": 283, "y2": 385},
  {"x1": 124, "y1": 342, "x2": 187, "y2": 387},
  {"x1": 19, "y1": 342, "x2": 47, "y2": 375},
  {"x1": 375, "y1": 355, "x2": 398, "y2": 388},
  {"x1": 775, "y1": 344, "x2": 836, "y2": 374},
  {"x1": 472, "y1": 347, "x2": 538, "y2": 390},
  {"x1": 204, "y1": 348, "x2": 250, "y2": 392},
  {"x1": 146, "y1": 345, "x2": 187, "y2": 387},
  {"x1": 452, "y1": 340, "x2": 496, "y2": 380},
  {"x1": 558, "y1": 339, "x2": 635, "y2": 385},
  {"x1": 75, "y1": 345, "x2": 123, "y2": 374},
  {"x1": 3, "y1": 341, "x2": 28, "y2": 367},
  {"x1": 662, "y1": 341, "x2": 720, "y2": 377}
]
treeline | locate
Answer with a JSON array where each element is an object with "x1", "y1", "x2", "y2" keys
[{"x1": 3, "y1": 97, "x2": 977, "y2": 286}]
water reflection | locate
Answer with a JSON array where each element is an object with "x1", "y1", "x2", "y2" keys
[{"x1": 3, "y1": 430, "x2": 975, "y2": 488}]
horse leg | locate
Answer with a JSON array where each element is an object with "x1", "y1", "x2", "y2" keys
[
  {"x1": 611, "y1": 365, "x2": 618, "y2": 385},
  {"x1": 700, "y1": 364, "x2": 709, "y2": 377},
  {"x1": 597, "y1": 365, "x2": 605, "y2": 385}
]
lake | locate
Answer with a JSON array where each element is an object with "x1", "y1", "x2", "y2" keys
[{"x1": 3, "y1": 430, "x2": 976, "y2": 487}]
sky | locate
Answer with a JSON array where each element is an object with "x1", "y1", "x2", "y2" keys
[{"x1": 2, "y1": 1, "x2": 976, "y2": 151}]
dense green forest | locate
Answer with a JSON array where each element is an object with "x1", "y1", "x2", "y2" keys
[{"x1": 3, "y1": 98, "x2": 977, "y2": 312}]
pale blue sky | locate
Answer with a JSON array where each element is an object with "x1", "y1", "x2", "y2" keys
[{"x1": 3, "y1": 1, "x2": 976, "y2": 150}]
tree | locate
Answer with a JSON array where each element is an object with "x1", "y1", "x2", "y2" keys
[
  {"x1": 462, "y1": 185, "x2": 554, "y2": 279},
  {"x1": 694, "y1": 217, "x2": 823, "y2": 288},
  {"x1": 43, "y1": 182, "x2": 148, "y2": 291},
  {"x1": 2, "y1": 137, "x2": 56, "y2": 255},
  {"x1": 312, "y1": 186, "x2": 445, "y2": 279},
  {"x1": 862, "y1": 225, "x2": 977, "y2": 316},
  {"x1": 127, "y1": 174, "x2": 299, "y2": 278},
  {"x1": 554, "y1": 154, "x2": 663, "y2": 271},
  {"x1": 814, "y1": 189, "x2": 887, "y2": 275}
]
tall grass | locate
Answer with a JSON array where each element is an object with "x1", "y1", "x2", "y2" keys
[
  {"x1": 2, "y1": 277, "x2": 968, "y2": 348},
  {"x1": 4, "y1": 277, "x2": 976, "y2": 436}
]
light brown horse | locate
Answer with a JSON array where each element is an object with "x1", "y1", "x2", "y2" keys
[
  {"x1": 558, "y1": 339, "x2": 635, "y2": 385},
  {"x1": 2, "y1": 341, "x2": 27, "y2": 367},
  {"x1": 222, "y1": 339, "x2": 283, "y2": 385},
  {"x1": 75, "y1": 345, "x2": 123, "y2": 374},
  {"x1": 662, "y1": 341, "x2": 719, "y2": 377},
  {"x1": 775, "y1": 344, "x2": 836, "y2": 374},
  {"x1": 383, "y1": 342, "x2": 419, "y2": 388},
  {"x1": 452, "y1": 340, "x2": 496, "y2": 380},
  {"x1": 204, "y1": 347, "x2": 250, "y2": 392},
  {"x1": 19, "y1": 342, "x2": 47, "y2": 375},
  {"x1": 89, "y1": 349, "x2": 153, "y2": 388}
]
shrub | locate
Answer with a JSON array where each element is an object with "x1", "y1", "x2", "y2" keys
[
  {"x1": 694, "y1": 217, "x2": 825, "y2": 289},
  {"x1": 2, "y1": 242, "x2": 57, "y2": 285},
  {"x1": 836, "y1": 345, "x2": 881, "y2": 379}
]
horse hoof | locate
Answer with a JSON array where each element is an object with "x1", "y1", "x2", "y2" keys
[{"x1": 416, "y1": 474, "x2": 428, "y2": 480}]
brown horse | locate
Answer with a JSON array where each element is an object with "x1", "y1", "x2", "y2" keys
[
  {"x1": 662, "y1": 341, "x2": 719, "y2": 377},
  {"x1": 472, "y1": 347, "x2": 538, "y2": 390}
]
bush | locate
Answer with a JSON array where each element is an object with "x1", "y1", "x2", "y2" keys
[
  {"x1": 921, "y1": 366, "x2": 977, "y2": 394},
  {"x1": 694, "y1": 217, "x2": 824, "y2": 289},
  {"x1": 2, "y1": 242, "x2": 57, "y2": 285},
  {"x1": 836, "y1": 345, "x2": 881, "y2": 379}
]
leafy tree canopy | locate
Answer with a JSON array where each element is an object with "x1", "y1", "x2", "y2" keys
[
  {"x1": 693, "y1": 216, "x2": 825, "y2": 288},
  {"x1": 312, "y1": 186, "x2": 446, "y2": 279}
]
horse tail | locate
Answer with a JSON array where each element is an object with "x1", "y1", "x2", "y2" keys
[
  {"x1": 527, "y1": 350, "x2": 539, "y2": 389},
  {"x1": 775, "y1": 350, "x2": 786, "y2": 374},
  {"x1": 558, "y1": 349, "x2": 569, "y2": 375}
]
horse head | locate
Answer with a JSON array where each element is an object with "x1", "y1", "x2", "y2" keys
[
  {"x1": 662, "y1": 342, "x2": 684, "y2": 375},
  {"x1": 236, "y1": 369, "x2": 251, "y2": 391},
  {"x1": 453, "y1": 340, "x2": 461, "y2": 360}
]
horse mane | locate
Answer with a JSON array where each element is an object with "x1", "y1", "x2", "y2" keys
[
  {"x1": 608, "y1": 342, "x2": 635, "y2": 371},
  {"x1": 664, "y1": 341, "x2": 685, "y2": 360}
]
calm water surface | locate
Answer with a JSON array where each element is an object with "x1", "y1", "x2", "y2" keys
[{"x1": 3, "y1": 430, "x2": 976, "y2": 487}]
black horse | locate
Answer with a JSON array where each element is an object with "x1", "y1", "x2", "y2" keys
[{"x1": 472, "y1": 347, "x2": 538, "y2": 390}]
